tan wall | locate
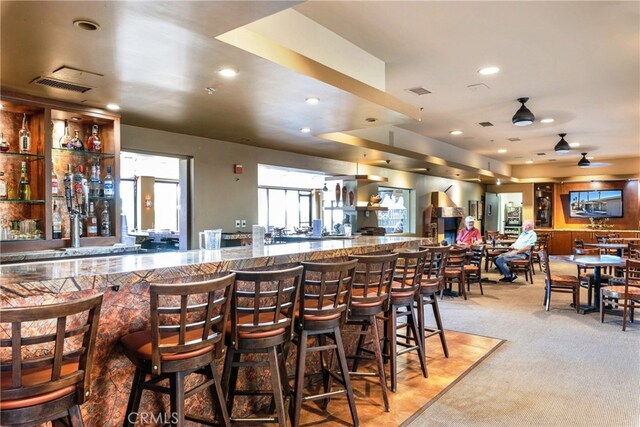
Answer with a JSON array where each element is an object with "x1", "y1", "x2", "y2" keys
[{"x1": 121, "y1": 125, "x2": 484, "y2": 248}]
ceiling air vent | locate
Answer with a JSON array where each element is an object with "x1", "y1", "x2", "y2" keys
[
  {"x1": 31, "y1": 77, "x2": 92, "y2": 93},
  {"x1": 406, "y1": 86, "x2": 431, "y2": 96},
  {"x1": 478, "y1": 121, "x2": 494, "y2": 127},
  {"x1": 537, "y1": 152, "x2": 546, "y2": 156},
  {"x1": 548, "y1": 159, "x2": 557, "y2": 162},
  {"x1": 507, "y1": 137, "x2": 521, "y2": 142}
]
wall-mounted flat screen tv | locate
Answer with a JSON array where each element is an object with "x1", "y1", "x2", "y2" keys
[{"x1": 569, "y1": 190, "x2": 623, "y2": 218}]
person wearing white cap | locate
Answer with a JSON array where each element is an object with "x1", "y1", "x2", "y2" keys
[{"x1": 456, "y1": 216, "x2": 481, "y2": 246}]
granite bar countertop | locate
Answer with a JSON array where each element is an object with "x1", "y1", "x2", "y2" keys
[
  {"x1": 0, "y1": 244, "x2": 141, "y2": 264},
  {"x1": 0, "y1": 236, "x2": 434, "y2": 300}
]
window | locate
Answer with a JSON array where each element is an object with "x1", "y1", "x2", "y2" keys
[{"x1": 378, "y1": 187, "x2": 412, "y2": 234}]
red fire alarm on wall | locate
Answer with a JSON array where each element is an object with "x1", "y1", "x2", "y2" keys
[{"x1": 234, "y1": 164, "x2": 243, "y2": 174}]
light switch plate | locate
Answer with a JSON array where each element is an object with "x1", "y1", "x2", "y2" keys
[
  {"x1": 235, "y1": 220, "x2": 241, "y2": 228},
  {"x1": 241, "y1": 220, "x2": 246, "y2": 227}
]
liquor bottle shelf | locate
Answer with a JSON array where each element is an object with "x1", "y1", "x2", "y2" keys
[
  {"x1": 52, "y1": 148, "x2": 115, "y2": 158},
  {"x1": 0, "y1": 151, "x2": 45, "y2": 160},
  {"x1": 0, "y1": 199, "x2": 45, "y2": 204}
]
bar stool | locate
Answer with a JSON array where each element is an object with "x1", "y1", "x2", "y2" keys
[
  {"x1": 291, "y1": 260, "x2": 359, "y2": 427},
  {"x1": 345, "y1": 252, "x2": 397, "y2": 412},
  {"x1": 416, "y1": 246, "x2": 450, "y2": 358},
  {"x1": 121, "y1": 274, "x2": 234, "y2": 427},
  {"x1": 1, "y1": 294, "x2": 103, "y2": 427},
  {"x1": 222, "y1": 266, "x2": 303, "y2": 427},
  {"x1": 383, "y1": 249, "x2": 429, "y2": 392}
]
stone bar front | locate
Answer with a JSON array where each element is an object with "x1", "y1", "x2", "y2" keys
[{"x1": 0, "y1": 236, "x2": 434, "y2": 426}]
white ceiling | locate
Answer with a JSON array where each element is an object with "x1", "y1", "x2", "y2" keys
[{"x1": 1, "y1": 1, "x2": 638, "y2": 181}]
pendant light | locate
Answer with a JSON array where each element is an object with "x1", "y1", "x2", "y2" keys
[
  {"x1": 512, "y1": 97, "x2": 535, "y2": 126},
  {"x1": 577, "y1": 153, "x2": 591, "y2": 167},
  {"x1": 554, "y1": 133, "x2": 571, "y2": 152}
]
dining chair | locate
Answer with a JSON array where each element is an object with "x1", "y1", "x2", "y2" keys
[
  {"x1": 601, "y1": 259, "x2": 640, "y2": 331},
  {"x1": 507, "y1": 250, "x2": 535, "y2": 284},
  {"x1": 540, "y1": 250, "x2": 580, "y2": 313},
  {"x1": 444, "y1": 247, "x2": 467, "y2": 299},
  {"x1": 463, "y1": 244, "x2": 486, "y2": 296}
]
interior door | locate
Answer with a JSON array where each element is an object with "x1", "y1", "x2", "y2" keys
[{"x1": 484, "y1": 192, "x2": 499, "y2": 233}]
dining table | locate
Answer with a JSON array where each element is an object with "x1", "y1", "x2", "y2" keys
[{"x1": 552, "y1": 254, "x2": 626, "y2": 314}]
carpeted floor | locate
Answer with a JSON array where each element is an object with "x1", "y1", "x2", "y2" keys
[{"x1": 409, "y1": 259, "x2": 640, "y2": 427}]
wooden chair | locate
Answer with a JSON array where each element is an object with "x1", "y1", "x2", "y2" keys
[
  {"x1": 540, "y1": 250, "x2": 580, "y2": 313},
  {"x1": 532, "y1": 233, "x2": 550, "y2": 272},
  {"x1": 345, "y1": 252, "x2": 397, "y2": 412},
  {"x1": 416, "y1": 246, "x2": 450, "y2": 358},
  {"x1": 222, "y1": 266, "x2": 303, "y2": 427},
  {"x1": 601, "y1": 259, "x2": 640, "y2": 331},
  {"x1": 574, "y1": 239, "x2": 585, "y2": 249},
  {"x1": 444, "y1": 247, "x2": 467, "y2": 299},
  {"x1": 507, "y1": 250, "x2": 535, "y2": 284},
  {"x1": 463, "y1": 244, "x2": 486, "y2": 296},
  {"x1": 382, "y1": 249, "x2": 428, "y2": 392},
  {"x1": 121, "y1": 274, "x2": 234, "y2": 427},
  {"x1": 628, "y1": 242, "x2": 640, "y2": 260},
  {"x1": 1, "y1": 294, "x2": 103, "y2": 427},
  {"x1": 291, "y1": 260, "x2": 359, "y2": 427},
  {"x1": 574, "y1": 247, "x2": 612, "y2": 306}
]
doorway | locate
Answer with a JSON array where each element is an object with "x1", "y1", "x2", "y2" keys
[{"x1": 497, "y1": 193, "x2": 523, "y2": 238}]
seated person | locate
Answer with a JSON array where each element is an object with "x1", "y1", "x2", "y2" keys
[
  {"x1": 494, "y1": 219, "x2": 537, "y2": 282},
  {"x1": 456, "y1": 216, "x2": 482, "y2": 246}
]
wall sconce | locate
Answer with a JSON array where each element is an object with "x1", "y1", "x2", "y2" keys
[{"x1": 144, "y1": 198, "x2": 153, "y2": 208}]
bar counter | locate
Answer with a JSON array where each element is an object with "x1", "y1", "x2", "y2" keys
[{"x1": 0, "y1": 236, "x2": 434, "y2": 425}]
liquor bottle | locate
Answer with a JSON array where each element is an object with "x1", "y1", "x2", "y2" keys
[
  {"x1": 89, "y1": 165, "x2": 100, "y2": 197},
  {"x1": 87, "y1": 125, "x2": 101, "y2": 152},
  {"x1": 18, "y1": 161, "x2": 31, "y2": 200},
  {"x1": 19, "y1": 114, "x2": 31, "y2": 153},
  {"x1": 63, "y1": 164, "x2": 73, "y2": 213},
  {"x1": 73, "y1": 165, "x2": 85, "y2": 210},
  {"x1": 71, "y1": 130, "x2": 84, "y2": 151},
  {"x1": 0, "y1": 171, "x2": 7, "y2": 200},
  {"x1": 0, "y1": 132, "x2": 9, "y2": 152},
  {"x1": 60, "y1": 120, "x2": 73, "y2": 150},
  {"x1": 101, "y1": 201, "x2": 111, "y2": 236},
  {"x1": 86, "y1": 202, "x2": 98, "y2": 237},
  {"x1": 103, "y1": 165, "x2": 114, "y2": 198},
  {"x1": 51, "y1": 163, "x2": 59, "y2": 196},
  {"x1": 96, "y1": 164, "x2": 103, "y2": 197},
  {"x1": 52, "y1": 201, "x2": 63, "y2": 239}
]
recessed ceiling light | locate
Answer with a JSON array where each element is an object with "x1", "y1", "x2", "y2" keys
[
  {"x1": 540, "y1": 118, "x2": 555, "y2": 124},
  {"x1": 586, "y1": 156, "x2": 594, "y2": 160},
  {"x1": 525, "y1": 160, "x2": 533, "y2": 164},
  {"x1": 305, "y1": 97, "x2": 319, "y2": 104},
  {"x1": 496, "y1": 179, "x2": 501, "y2": 186},
  {"x1": 106, "y1": 103, "x2": 120, "y2": 111},
  {"x1": 569, "y1": 142, "x2": 580, "y2": 147},
  {"x1": 478, "y1": 66, "x2": 500, "y2": 75},
  {"x1": 498, "y1": 149, "x2": 507, "y2": 153},
  {"x1": 73, "y1": 20, "x2": 101, "y2": 32},
  {"x1": 450, "y1": 130, "x2": 463, "y2": 135},
  {"x1": 218, "y1": 68, "x2": 238, "y2": 78},
  {"x1": 70, "y1": 117, "x2": 82, "y2": 121},
  {"x1": 300, "y1": 127, "x2": 311, "y2": 133}
]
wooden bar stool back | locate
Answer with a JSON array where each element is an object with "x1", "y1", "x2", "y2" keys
[
  {"x1": 417, "y1": 245, "x2": 450, "y2": 358},
  {"x1": 345, "y1": 252, "x2": 398, "y2": 412},
  {"x1": 383, "y1": 249, "x2": 429, "y2": 392},
  {"x1": 121, "y1": 273, "x2": 234, "y2": 427},
  {"x1": 1, "y1": 294, "x2": 103, "y2": 427},
  {"x1": 291, "y1": 259, "x2": 359, "y2": 427},
  {"x1": 540, "y1": 250, "x2": 580, "y2": 313},
  {"x1": 222, "y1": 266, "x2": 303, "y2": 427}
]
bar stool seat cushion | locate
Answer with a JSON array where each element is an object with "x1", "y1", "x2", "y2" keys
[
  {"x1": 550, "y1": 275, "x2": 580, "y2": 285},
  {"x1": 295, "y1": 300, "x2": 342, "y2": 321},
  {"x1": 350, "y1": 288, "x2": 386, "y2": 308},
  {"x1": 389, "y1": 282, "x2": 417, "y2": 298},
  {"x1": 120, "y1": 329, "x2": 214, "y2": 361},
  {"x1": 1, "y1": 359, "x2": 79, "y2": 410},
  {"x1": 225, "y1": 312, "x2": 287, "y2": 340},
  {"x1": 602, "y1": 285, "x2": 640, "y2": 298}
]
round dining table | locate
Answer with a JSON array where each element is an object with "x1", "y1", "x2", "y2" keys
[{"x1": 552, "y1": 254, "x2": 626, "y2": 314}]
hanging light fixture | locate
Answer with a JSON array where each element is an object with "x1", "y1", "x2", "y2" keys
[
  {"x1": 554, "y1": 133, "x2": 571, "y2": 152},
  {"x1": 512, "y1": 97, "x2": 535, "y2": 126},
  {"x1": 322, "y1": 183, "x2": 328, "y2": 192},
  {"x1": 577, "y1": 153, "x2": 591, "y2": 167}
]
